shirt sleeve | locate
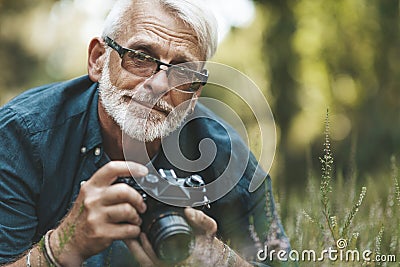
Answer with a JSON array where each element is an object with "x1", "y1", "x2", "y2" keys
[{"x1": 0, "y1": 107, "x2": 42, "y2": 264}]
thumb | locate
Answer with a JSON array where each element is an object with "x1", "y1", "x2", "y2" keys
[{"x1": 184, "y1": 207, "x2": 217, "y2": 236}]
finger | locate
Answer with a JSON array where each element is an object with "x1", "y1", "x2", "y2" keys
[
  {"x1": 124, "y1": 239, "x2": 155, "y2": 267},
  {"x1": 184, "y1": 207, "x2": 217, "y2": 236},
  {"x1": 140, "y1": 233, "x2": 161, "y2": 264},
  {"x1": 101, "y1": 183, "x2": 147, "y2": 213},
  {"x1": 89, "y1": 161, "x2": 148, "y2": 187},
  {"x1": 99, "y1": 223, "x2": 142, "y2": 240},
  {"x1": 102, "y1": 203, "x2": 142, "y2": 225}
]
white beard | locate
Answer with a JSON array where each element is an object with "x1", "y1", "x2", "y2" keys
[{"x1": 98, "y1": 52, "x2": 192, "y2": 142}]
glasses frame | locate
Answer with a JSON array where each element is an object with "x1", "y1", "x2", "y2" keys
[{"x1": 103, "y1": 36, "x2": 208, "y2": 93}]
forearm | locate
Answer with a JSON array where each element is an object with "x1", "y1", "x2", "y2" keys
[
  {"x1": 5, "y1": 242, "x2": 56, "y2": 267},
  {"x1": 4, "y1": 228, "x2": 83, "y2": 267},
  {"x1": 5, "y1": 246, "x2": 41, "y2": 267}
]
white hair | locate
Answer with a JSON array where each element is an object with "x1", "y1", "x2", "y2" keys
[{"x1": 102, "y1": 0, "x2": 218, "y2": 60}]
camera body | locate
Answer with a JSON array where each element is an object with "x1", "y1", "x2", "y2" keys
[{"x1": 114, "y1": 169, "x2": 209, "y2": 263}]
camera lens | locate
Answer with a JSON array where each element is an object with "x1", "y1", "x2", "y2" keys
[{"x1": 147, "y1": 214, "x2": 195, "y2": 263}]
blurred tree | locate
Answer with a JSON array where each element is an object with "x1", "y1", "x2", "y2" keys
[
  {"x1": 0, "y1": 0, "x2": 37, "y2": 13},
  {"x1": 354, "y1": 0, "x2": 400, "y2": 173},
  {"x1": 0, "y1": 0, "x2": 58, "y2": 103},
  {"x1": 249, "y1": 0, "x2": 400, "y2": 193},
  {"x1": 249, "y1": 0, "x2": 305, "y2": 191}
]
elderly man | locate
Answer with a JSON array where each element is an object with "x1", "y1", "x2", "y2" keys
[{"x1": 0, "y1": 0, "x2": 289, "y2": 266}]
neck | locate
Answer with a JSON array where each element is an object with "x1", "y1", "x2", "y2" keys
[{"x1": 98, "y1": 101, "x2": 161, "y2": 164}]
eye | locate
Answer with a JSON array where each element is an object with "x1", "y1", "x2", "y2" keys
[
  {"x1": 132, "y1": 52, "x2": 147, "y2": 61},
  {"x1": 125, "y1": 51, "x2": 155, "y2": 68},
  {"x1": 167, "y1": 66, "x2": 199, "y2": 91},
  {"x1": 172, "y1": 67, "x2": 190, "y2": 79}
]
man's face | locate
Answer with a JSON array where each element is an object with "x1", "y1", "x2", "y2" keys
[{"x1": 98, "y1": 1, "x2": 204, "y2": 142}]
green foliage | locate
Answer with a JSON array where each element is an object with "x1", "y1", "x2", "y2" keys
[
  {"x1": 280, "y1": 112, "x2": 399, "y2": 266},
  {"x1": 319, "y1": 110, "x2": 334, "y2": 238},
  {"x1": 341, "y1": 186, "x2": 366, "y2": 240},
  {"x1": 391, "y1": 156, "x2": 400, "y2": 208},
  {"x1": 374, "y1": 225, "x2": 384, "y2": 264}
]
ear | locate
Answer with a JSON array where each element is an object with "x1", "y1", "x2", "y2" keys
[{"x1": 87, "y1": 37, "x2": 106, "y2": 82}]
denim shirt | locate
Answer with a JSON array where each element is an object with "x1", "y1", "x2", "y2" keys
[{"x1": 0, "y1": 76, "x2": 289, "y2": 266}]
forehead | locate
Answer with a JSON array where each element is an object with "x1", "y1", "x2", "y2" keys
[{"x1": 118, "y1": 1, "x2": 203, "y2": 61}]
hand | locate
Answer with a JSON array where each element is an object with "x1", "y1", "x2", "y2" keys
[
  {"x1": 182, "y1": 208, "x2": 223, "y2": 266},
  {"x1": 183, "y1": 207, "x2": 252, "y2": 267},
  {"x1": 124, "y1": 207, "x2": 217, "y2": 267},
  {"x1": 49, "y1": 161, "x2": 148, "y2": 267}
]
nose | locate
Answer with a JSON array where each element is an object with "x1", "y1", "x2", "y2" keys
[{"x1": 143, "y1": 69, "x2": 170, "y2": 96}]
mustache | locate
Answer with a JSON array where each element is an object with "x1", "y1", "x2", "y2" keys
[{"x1": 121, "y1": 90, "x2": 174, "y2": 113}]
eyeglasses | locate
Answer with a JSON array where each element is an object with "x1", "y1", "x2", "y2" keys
[{"x1": 103, "y1": 36, "x2": 208, "y2": 93}]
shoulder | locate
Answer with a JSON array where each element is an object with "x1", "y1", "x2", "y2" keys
[
  {"x1": 191, "y1": 102, "x2": 267, "y2": 175},
  {"x1": 0, "y1": 76, "x2": 97, "y2": 133},
  {"x1": 188, "y1": 103, "x2": 244, "y2": 144}
]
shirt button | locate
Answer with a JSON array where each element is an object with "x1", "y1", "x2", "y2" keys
[
  {"x1": 80, "y1": 147, "x2": 87, "y2": 154},
  {"x1": 94, "y1": 147, "x2": 101, "y2": 156}
]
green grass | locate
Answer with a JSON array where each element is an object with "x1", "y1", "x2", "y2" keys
[{"x1": 277, "y1": 111, "x2": 400, "y2": 266}]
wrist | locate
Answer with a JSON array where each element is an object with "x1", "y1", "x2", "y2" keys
[
  {"x1": 43, "y1": 230, "x2": 62, "y2": 267},
  {"x1": 214, "y1": 239, "x2": 252, "y2": 267},
  {"x1": 48, "y1": 227, "x2": 85, "y2": 267}
]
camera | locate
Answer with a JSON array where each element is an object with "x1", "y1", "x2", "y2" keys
[{"x1": 114, "y1": 169, "x2": 209, "y2": 263}]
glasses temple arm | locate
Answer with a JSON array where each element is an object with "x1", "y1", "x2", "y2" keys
[{"x1": 103, "y1": 36, "x2": 125, "y2": 58}]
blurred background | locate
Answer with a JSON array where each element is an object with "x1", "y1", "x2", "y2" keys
[{"x1": 1, "y1": 0, "x2": 399, "y2": 208}]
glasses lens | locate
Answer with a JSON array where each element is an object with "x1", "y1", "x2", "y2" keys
[
  {"x1": 122, "y1": 51, "x2": 157, "y2": 77},
  {"x1": 167, "y1": 63, "x2": 207, "y2": 92},
  {"x1": 118, "y1": 48, "x2": 208, "y2": 93}
]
